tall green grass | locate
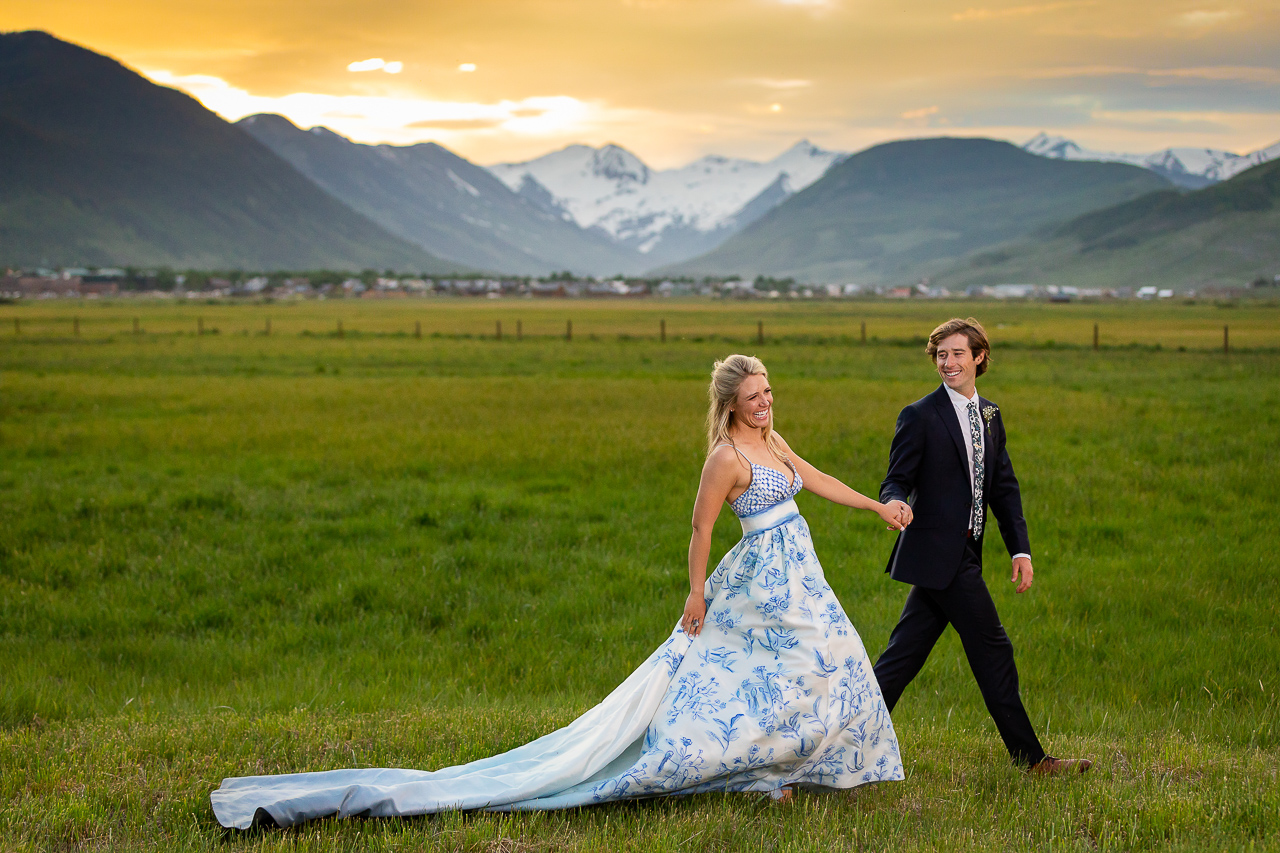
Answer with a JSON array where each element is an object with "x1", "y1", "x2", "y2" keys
[{"x1": 1, "y1": 301, "x2": 1277, "y2": 850}]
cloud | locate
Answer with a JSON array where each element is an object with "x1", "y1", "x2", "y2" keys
[
  {"x1": 1148, "y1": 66, "x2": 1280, "y2": 84},
  {"x1": 952, "y1": 1, "x2": 1094, "y2": 21},
  {"x1": 51, "y1": 0, "x2": 1275, "y2": 166},
  {"x1": 900, "y1": 105, "x2": 940, "y2": 119},
  {"x1": 739, "y1": 78, "x2": 813, "y2": 89},
  {"x1": 406, "y1": 118, "x2": 505, "y2": 130},
  {"x1": 144, "y1": 69, "x2": 654, "y2": 154},
  {"x1": 1024, "y1": 65, "x2": 1144, "y2": 78},
  {"x1": 1026, "y1": 64, "x2": 1280, "y2": 84},
  {"x1": 1176, "y1": 9, "x2": 1243, "y2": 27},
  {"x1": 1087, "y1": 108, "x2": 1237, "y2": 133},
  {"x1": 1008, "y1": 62, "x2": 1280, "y2": 115},
  {"x1": 346, "y1": 58, "x2": 401, "y2": 73}
]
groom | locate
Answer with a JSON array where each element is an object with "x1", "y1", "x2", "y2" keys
[{"x1": 873, "y1": 317, "x2": 1090, "y2": 775}]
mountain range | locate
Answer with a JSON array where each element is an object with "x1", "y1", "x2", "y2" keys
[
  {"x1": 238, "y1": 114, "x2": 645, "y2": 276},
  {"x1": 0, "y1": 31, "x2": 452, "y2": 272},
  {"x1": 661, "y1": 137, "x2": 1174, "y2": 284},
  {"x1": 1021, "y1": 132, "x2": 1280, "y2": 190},
  {"x1": 487, "y1": 142, "x2": 844, "y2": 267},
  {"x1": 932, "y1": 155, "x2": 1280, "y2": 292},
  {"x1": 2, "y1": 31, "x2": 1275, "y2": 287}
]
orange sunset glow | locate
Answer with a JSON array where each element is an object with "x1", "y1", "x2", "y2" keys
[{"x1": 3, "y1": 0, "x2": 1278, "y2": 165}]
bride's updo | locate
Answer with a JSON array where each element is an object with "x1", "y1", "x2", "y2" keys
[{"x1": 706, "y1": 354, "x2": 788, "y2": 461}]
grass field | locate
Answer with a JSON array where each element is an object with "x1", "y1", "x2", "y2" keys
[{"x1": 1, "y1": 299, "x2": 1278, "y2": 851}]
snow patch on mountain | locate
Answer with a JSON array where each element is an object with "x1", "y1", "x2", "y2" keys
[
  {"x1": 487, "y1": 141, "x2": 845, "y2": 257},
  {"x1": 1023, "y1": 133, "x2": 1280, "y2": 186}
]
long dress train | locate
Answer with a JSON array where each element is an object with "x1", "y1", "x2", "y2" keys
[{"x1": 211, "y1": 458, "x2": 903, "y2": 828}]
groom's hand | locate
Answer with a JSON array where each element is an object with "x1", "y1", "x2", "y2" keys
[
  {"x1": 885, "y1": 500, "x2": 913, "y2": 529},
  {"x1": 1011, "y1": 556, "x2": 1033, "y2": 593}
]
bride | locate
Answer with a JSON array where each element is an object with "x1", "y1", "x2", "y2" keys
[{"x1": 212, "y1": 354, "x2": 906, "y2": 828}]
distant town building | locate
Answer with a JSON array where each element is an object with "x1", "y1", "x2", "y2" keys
[{"x1": 1, "y1": 274, "x2": 83, "y2": 297}]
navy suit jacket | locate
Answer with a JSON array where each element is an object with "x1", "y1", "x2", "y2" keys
[{"x1": 880, "y1": 385, "x2": 1031, "y2": 589}]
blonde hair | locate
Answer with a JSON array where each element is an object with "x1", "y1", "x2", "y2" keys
[{"x1": 706, "y1": 354, "x2": 788, "y2": 461}]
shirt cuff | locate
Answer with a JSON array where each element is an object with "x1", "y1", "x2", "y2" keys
[{"x1": 1012, "y1": 553, "x2": 1031, "y2": 562}]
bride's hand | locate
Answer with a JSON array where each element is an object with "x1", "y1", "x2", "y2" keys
[
  {"x1": 681, "y1": 592, "x2": 707, "y2": 637},
  {"x1": 878, "y1": 501, "x2": 911, "y2": 531}
]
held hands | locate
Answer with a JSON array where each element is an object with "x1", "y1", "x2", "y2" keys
[
  {"x1": 879, "y1": 500, "x2": 912, "y2": 531},
  {"x1": 1012, "y1": 556, "x2": 1034, "y2": 593},
  {"x1": 681, "y1": 591, "x2": 707, "y2": 637}
]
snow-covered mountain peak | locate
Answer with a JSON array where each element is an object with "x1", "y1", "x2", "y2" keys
[
  {"x1": 768, "y1": 139, "x2": 848, "y2": 188},
  {"x1": 1021, "y1": 132, "x2": 1280, "y2": 186},
  {"x1": 593, "y1": 144, "x2": 649, "y2": 184},
  {"x1": 1022, "y1": 132, "x2": 1086, "y2": 160},
  {"x1": 774, "y1": 139, "x2": 823, "y2": 160},
  {"x1": 486, "y1": 140, "x2": 846, "y2": 260}
]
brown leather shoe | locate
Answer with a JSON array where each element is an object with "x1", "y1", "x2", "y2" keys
[{"x1": 1030, "y1": 756, "x2": 1093, "y2": 776}]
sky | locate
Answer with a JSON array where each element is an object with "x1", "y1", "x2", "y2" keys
[{"x1": 4, "y1": 0, "x2": 1279, "y2": 167}]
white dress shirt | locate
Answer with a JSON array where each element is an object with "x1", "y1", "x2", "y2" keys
[
  {"x1": 943, "y1": 384, "x2": 982, "y2": 494},
  {"x1": 943, "y1": 384, "x2": 1030, "y2": 563}
]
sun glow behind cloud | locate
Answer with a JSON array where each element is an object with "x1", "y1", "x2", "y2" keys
[
  {"x1": 144, "y1": 69, "x2": 667, "y2": 158},
  {"x1": 346, "y1": 58, "x2": 402, "y2": 74}
]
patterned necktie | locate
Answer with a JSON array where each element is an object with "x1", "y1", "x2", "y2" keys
[{"x1": 966, "y1": 401, "x2": 984, "y2": 537}]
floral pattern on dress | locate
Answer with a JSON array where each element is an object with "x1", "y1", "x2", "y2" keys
[{"x1": 589, "y1": 498, "x2": 902, "y2": 801}]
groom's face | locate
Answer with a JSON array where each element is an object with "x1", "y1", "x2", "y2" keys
[{"x1": 935, "y1": 332, "x2": 984, "y2": 396}]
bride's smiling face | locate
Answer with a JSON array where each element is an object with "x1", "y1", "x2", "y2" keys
[{"x1": 731, "y1": 373, "x2": 773, "y2": 431}]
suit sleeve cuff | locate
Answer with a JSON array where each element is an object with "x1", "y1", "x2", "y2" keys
[{"x1": 1012, "y1": 553, "x2": 1031, "y2": 562}]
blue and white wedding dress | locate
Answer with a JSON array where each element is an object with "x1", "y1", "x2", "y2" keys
[{"x1": 211, "y1": 456, "x2": 903, "y2": 828}]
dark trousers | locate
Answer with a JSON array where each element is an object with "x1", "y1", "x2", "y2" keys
[{"x1": 873, "y1": 539, "x2": 1046, "y2": 766}]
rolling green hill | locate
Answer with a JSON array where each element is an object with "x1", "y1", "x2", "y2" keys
[
  {"x1": 935, "y1": 158, "x2": 1280, "y2": 292},
  {"x1": 0, "y1": 31, "x2": 457, "y2": 272},
  {"x1": 658, "y1": 137, "x2": 1171, "y2": 284}
]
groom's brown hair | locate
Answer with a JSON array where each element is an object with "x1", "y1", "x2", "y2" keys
[{"x1": 926, "y1": 317, "x2": 991, "y2": 377}]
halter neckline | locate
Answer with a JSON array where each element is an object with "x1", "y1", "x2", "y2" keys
[
  {"x1": 717, "y1": 442, "x2": 796, "y2": 489},
  {"x1": 717, "y1": 443, "x2": 802, "y2": 516}
]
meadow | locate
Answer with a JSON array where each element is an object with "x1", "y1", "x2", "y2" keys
[{"x1": 1, "y1": 297, "x2": 1278, "y2": 851}]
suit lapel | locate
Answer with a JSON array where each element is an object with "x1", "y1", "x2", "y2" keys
[
  {"x1": 931, "y1": 386, "x2": 968, "y2": 471},
  {"x1": 979, "y1": 395, "x2": 996, "y2": 490}
]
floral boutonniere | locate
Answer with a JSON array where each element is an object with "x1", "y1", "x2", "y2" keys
[{"x1": 982, "y1": 405, "x2": 997, "y2": 428}]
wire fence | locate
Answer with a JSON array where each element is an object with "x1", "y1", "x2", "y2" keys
[{"x1": 2, "y1": 302, "x2": 1278, "y2": 351}]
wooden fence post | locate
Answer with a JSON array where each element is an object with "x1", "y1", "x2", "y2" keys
[
  {"x1": 566, "y1": 319, "x2": 572, "y2": 342},
  {"x1": 1224, "y1": 325, "x2": 1229, "y2": 354},
  {"x1": 517, "y1": 320, "x2": 522, "y2": 341},
  {"x1": 660, "y1": 318, "x2": 666, "y2": 343},
  {"x1": 1093, "y1": 323, "x2": 1099, "y2": 351},
  {"x1": 496, "y1": 320, "x2": 502, "y2": 341},
  {"x1": 860, "y1": 321, "x2": 866, "y2": 344},
  {"x1": 265, "y1": 317, "x2": 271, "y2": 336},
  {"x1": 198, "y1": 317, "x2": 204, "y2": 336},
  {"x1": 337, "y1": 319, "x2": 344, "y2": 338},
  {"x1": 757, "y1": 320, "x2": 764, "y2": 345},
  {"x1": 414, "y1": 320, "x2": 421, "y2": 339}
]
